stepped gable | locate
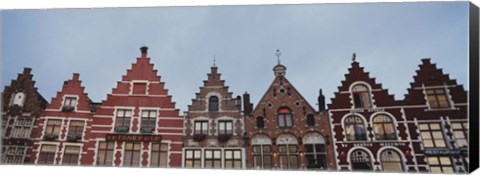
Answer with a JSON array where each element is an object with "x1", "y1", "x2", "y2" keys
[
  {"x1": 328, "y1": 60, "x2": 398, "y2": 109},
  {"x1": 2, "y1": 68, "x2": 48, "y2": 116},
  {"x1": 45, "y1": 73, "x2": 92, "y2": 112},
  {"x1": 187, "y1": 65, "x2": 237, "y2": 112},
  {"x1": 403, "y1": 58, "x2": 467, "y2": 105},
  {"x1": 101, "y1": 47, "x2": 177, "y2": 109}
]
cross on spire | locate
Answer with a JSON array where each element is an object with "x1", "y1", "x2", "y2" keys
[
  {"x1": 213, "y1": 55, "x2": 216, "y2": 67},
  {"x1": 275, "y1": 49, "x2": 282, "y2": 65}
]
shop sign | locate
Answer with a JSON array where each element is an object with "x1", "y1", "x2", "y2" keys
[{"x1": 106, "y1": 134, "x2": 162, "y2": 142}]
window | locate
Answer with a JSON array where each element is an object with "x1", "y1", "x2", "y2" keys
[
  {"x1": 11, "y1": 92, "x2": 26, "y2": 106},
  {"x1": 2, "y1": 147, "x2": 25, "y2": 164},
  {"x1": 123, "y1": 142, "x2": 141, "y2": 167},
  {"x1": 62, "y1": 146, "x2": 80, "y2": 165},
  {"x1": 194, "y1": 121, "x2": 208, "y2": 135},
  {"x1": 184, "y1": 149, "x2": 201, "y2": 168},
  {"x1": 67, "y1": 120, "x2": 84, "y2": 139},
  {"x1": 344, "y1": 115, "x2": 367, "y2": 141},
  {"x1": 140, "y1": 110, "x2": 157, "y2": 133},
  {"x1": 372, "y1": 115, "x2": 397, "y2": 140},
  {"x1": 252, "y1": 145, "x2": 272, "y2": 169},
  {"x1": 278, "y1": 144, "x2": 299, "y2": 170},
  {"x1": 114, "y1": 109, "x2": 132, "y2": 132},
  {"x1": 132, "y1": 82, "x2": 147, "y2": 95},
  {"x1": 352, "y1": 84, "x2": 372, "y2": 108},
  {"x1": 451, "y1": 122, "x2": 468, "y2": 148},
  {"x1": 419, "y1": 123, "x2": 446, "y2": 148},
  {"x1": 278, "y1": 108, "x2": 293, "y2": 128},
  {"x1": 350, "y1": 150, "x2": 372, "y2": 171},
  {"x1": 256, "y1": 117, "x2": 265, "y2": 128},
  {"x1": 63, "y1": 97, "x2": 77, "y2": 107},
  {"x1": 38, "y1": 145, "x2": 57, "y2": 165},
  {"x1": 204, "y1": 149, "x2": 221, "y2": 169},
  {"x1": 224, "y1": 149, "x2": 242, "y2": 169},
  {"x1": 380, "y1": 150, "x2": 403, "y2": 172},
  {"x1": 45, "y1": 119, "x2": 62, "y2": 136},
  {"x1": 12, "y1": 118, "x2": 33, "y2": 138},
  {"x1": 306, "y1": 114, "x2": 315, "y2": 127},
  {"x1": 150, "y1": 143, "x2": 168, "y2": 167},
  {"x1": 218, "y1": 120, "x2": 233, "y2": 135},
  {"x1": 209, "y1": 96, "x2": 219, "y2": 112},
  {"x1": 96, "y1": 141, "x2": 114, "y2": 166},
  {"x1": 425, "y1": 88, "x2": 450, "y2": 108},
  {"x1": 428, "y1": 156, "x2": 453, "y2": 173},
  {"x1": 304, "y1": 144, "x2": 326, "y2": 170}
]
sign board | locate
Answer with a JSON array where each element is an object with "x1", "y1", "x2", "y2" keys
[
  {"x1": 424, "y1": 149, "x2": 465, "y2": 156},
  {"x1": 106, "y1": 134, "x2": 162, "y2": 142}
]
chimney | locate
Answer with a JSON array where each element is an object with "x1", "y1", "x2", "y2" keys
[
  {"x1": 318, "y1": 88, "x2": 325, "y2": 111},
  {"x1": 243, "y1": 92, "x2": 253, "y2": 116},
  {"x1": 73, "y1": 73, "x2": 80, "y2": 81},
  {"x1": 140, "y1": 46, "x2": 148, "y2": 58}
]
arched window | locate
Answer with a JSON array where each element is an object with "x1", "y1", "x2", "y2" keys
[
  {"x1": 278, "y1": 108, "x2": 293, "y2": 127},
  {"x1": 277, "y1": 134, "x2": 299, "y2": 170},
  {"x1": 209, "y1": 96, "x2": 219, "y2": 112},
  {"x1": 306, "y1": 114, "x2": 315, "y2": 127},
  {"x1": 350, "y1": 149, "x2": 372, "y2": 171},
  {"x1": 380, "y1": 149, "x2": 404, "y2": 172},
  {"x1": 303, "y1": 133, "x2": 327, "y2": 170},
  {"x1": 373, "y1": 115, "x2": 397, "y2": 140},
  {"x1": 352, "y1": 84, "x2": 372, "y2": 108},
  {"x1": 251, "y1": 134, "x2": 273, "y2": 169},
  {"x1": 11, "y1": 92, "x2": 26, "y2": 107},
  {"x1": 344, "y1": 115, "x2": 367, "y2": 141},
  {"x1": 256, "y1": 117, "x2": 265, "y2": 128}
]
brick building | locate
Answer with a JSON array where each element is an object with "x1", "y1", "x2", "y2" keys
[
  {"x1": 244, "y1": 57, "x2": 335, "y2": 170},
  {"x1": 1, "y1": 68, "x2": 48, "y2": 164},
  {"x1": 30, "y1": 73, "x2": 94, "y2": 165},
  {"x1": 403, "y1": 59, "x2": 468, "y2": 174},
  {"x1": 182, "y1": 65, "x2": 246, "y2": 169},
  {"x1": 328, "y1": 56, "x2": 414, "y2": 172},
  {"x1": 87, "y1": 46, "x2": 184, "y2": 167},
  {"x1": 328, "y1": 55, "x2": 468, "y2": 174}
]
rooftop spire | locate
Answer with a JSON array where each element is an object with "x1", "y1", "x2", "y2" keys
[
  {"x1": 213, "y1": 55, "x2": 217, "y2": 67},
  {"x1": 140, "y1": 45, "x2": 148, "y2": 58},
  {"x1": 275, "y1": 49, "x2": 282, "y2": 65}
]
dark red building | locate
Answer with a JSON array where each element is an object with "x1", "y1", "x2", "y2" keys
[
  {"x1": 403, "y1": 59, "x2": 468, "y2": 174},
  {"x1": 30, "y1": 73, "x2": 93, "y2": 165},
  {"x1": 182, "y1": 65, "x2": 246, "y2": 169},
  {"x1": 1, "y1": 68, "x2": 48, "y2": 164},
  {"x1": 244, "y1": 57, "x2": 335, "y2": 170}
]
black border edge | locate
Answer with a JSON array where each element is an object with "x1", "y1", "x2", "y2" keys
[{"x1": 469, "y1": 1, "x2": 479, "y2": 173}]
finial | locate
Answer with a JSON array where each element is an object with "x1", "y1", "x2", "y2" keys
[
  {"x1": 213, "y1": 55, "x2": 216, "y2": 67},
  {"x1": 140, "y1": 45, "x2": 148, "y2": 54},
  {"x1": 352, "y1": 52, "x2": 356, "y2": 62},
  {"x1": 275, "y1": 49, "x2": 282, "y2": 64},
  {"x1": 320, "y1": 88, "x2": 323, "y2": 95}
]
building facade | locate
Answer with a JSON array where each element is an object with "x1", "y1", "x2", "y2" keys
[
  {"x1": 30, "y1": 73, "x2": 94, "y2": 165},
  {"x1": 328, "y1": 57, "x2": 415, "y2": 172},
  {"x1": 244, "y1": 61, "x2": 336, "y2": 170},
  {"x1": 86, "y1": 46, "x2": 184, "y2": 167},
  {"x1": 182, "y1": 65, "x2": 246, "y2": 169},
  {"x1": 403, "y1": 59, "x2": 468, "y2": 174},
  {"x1": 1, "y1": 68, "x2": 48, "y2": 164}
]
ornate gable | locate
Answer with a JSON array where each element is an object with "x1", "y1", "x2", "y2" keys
[
  {"x1": 45, "y1": 73, "x2": 92, "y2": 112},
  {"x1": 328, "y1": 58, "x2": 398, "y2": 109}
]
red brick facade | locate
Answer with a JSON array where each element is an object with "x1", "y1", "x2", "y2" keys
[{"x1": 244, "y1": 63, "x2": 335, "y2": 170}]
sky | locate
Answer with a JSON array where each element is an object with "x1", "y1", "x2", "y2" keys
[{"x1": 1, "y1": 2, "x2": 470, "y2": 113}]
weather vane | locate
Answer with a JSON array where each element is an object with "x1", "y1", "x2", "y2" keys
[
  {"x1": 275, "y1": 49, "x2": 282, "y2": 64},
  {"x1": 352, "y1": 52, "x2": 356, "y2": 62},
  {"x1": 213, "y1": 55, "x2": 216, "y2": 67}
]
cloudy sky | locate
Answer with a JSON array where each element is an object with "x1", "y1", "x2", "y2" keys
[{"x1": 1, "y1": 2, "x2": 469, "y2": 113}]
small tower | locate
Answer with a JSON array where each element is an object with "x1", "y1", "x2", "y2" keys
[
  {"x1": 318, "y1": 88, "x2": 326, "y2": 111},
  {"x1": 273, "y1": 49, "x2": 286, "y2": 76}
]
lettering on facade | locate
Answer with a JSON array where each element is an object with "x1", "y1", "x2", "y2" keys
[
  {"x1": 106, "y1": 134, "x2": 162, "y2": 142},
  {"x1": 367, "y1": 108, "x2": 385, "y2": 112},
  {"x1": 379, "y1": 142, "x2": 403, "y2": 147},
  {"x1": 353, "y1": 143, "x2": 373, "y2": 147},
  {"x1": 424, "y1": 149, "x2": 462, "y2": 156}
]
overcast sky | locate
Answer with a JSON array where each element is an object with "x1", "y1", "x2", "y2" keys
[{"x1": 1, "y1": 2, "x2": 469, "y2": 113}]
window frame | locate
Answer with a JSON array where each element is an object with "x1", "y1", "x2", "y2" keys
[
  {"x1": 277, "y1": 108, "x2": 293, "y2": 128},
  {"x1": 224, "y1": 149, "x2": 242, "y2": 169},
  {"x1": 419, "y1": 123, "x2": 446, "y2": 148},
  {"x1": 217, "y1": 120, "x2": 233, "y2": 135},
  {"x1": 114, "y1": 109, "x2": 132, "y2": 132},
  {"x1": 252, "y1": 144, "x2": 273, "y2": 169},
  {"x1": 184, "y1": 149, "x2": 202, "y2": 168},
  {"x1": 209, "y1": 96, "x2": 219, "y2": 112},
  {"x1": 379, "y1": 149, "x2": 404, "y2": 172},
  {"x1": 351, "y1": 84, "x2": 372, "y2": 108},
  {"x1": 194, "y1": 120, "x2": 209, "y2": 135},
  {"x1": 372, "y1": 114, "x2": 397, "y2": 140},
  {"x1": 123, "y1": 142, "x2": 141, "y2": 167},
  {"x1": 140, "y1": 110, "x2": 157, "y2": 132},
  {"x1": 150, "y1": 142, "x2": 168, "y2": 167},
  {"x1": 425, "y1": 88, "x2": 450, "y2": 109},
  {"x1": 45, "y1": 119, "x2": 62, "y2": 136},
  {"x1": 344, "y1": 115, "x2": 367, "y2": 141},
  {"x1": 62, "y1": 145, "x2": 81, "y2": 165},
  {"x1": 96, "y1": 141, "x2": 115, "y2": 166}
]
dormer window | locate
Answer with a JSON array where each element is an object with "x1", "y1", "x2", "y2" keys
[
  {"x1": 11, "y1": 92, "x2": 26, "y2": 107},
  {"x1": 209, "y1": 96, "x2": 219, "y2": 112},
  {"x1": 351, "y1": 84, "x2": 372, "y2": 108},
  {"x1": 62, "y1": 96, "x2": 77, "y2": 112},
  {"x1": 425, "y1": 88, "x2": 450, "y2": 108}
]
